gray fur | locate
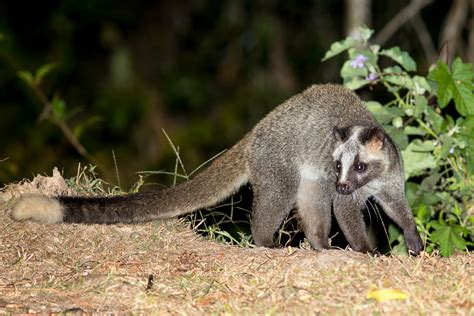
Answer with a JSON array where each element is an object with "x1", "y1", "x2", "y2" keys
[{"x1": 11, "y1": 84, "x2": 423, "y2": 255}]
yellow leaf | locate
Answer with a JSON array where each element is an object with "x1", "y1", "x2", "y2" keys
[{"x1": 367, "y1": 288, "x2": 408, "y2": 302}]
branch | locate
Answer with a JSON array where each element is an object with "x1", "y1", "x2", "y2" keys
[
  {"x1": 373, "y1": 0, "x2": 432, "y2": 45},
  {"x1": 1, "y1": 52, "x2": 98, "y2": 165},
  {"x1": 439, "y1": 0, "x2": 469, "y2": 64},
  {"x1": 410, "y1": 13, "x2": 437, "y2": 65},
  {"x1": 27, "y1": 77, "x2": 99, "y2": 166}
]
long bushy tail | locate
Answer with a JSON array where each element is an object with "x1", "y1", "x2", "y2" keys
[{"x1": 11, "y1": 140, "x2": 250, "y2": 224}]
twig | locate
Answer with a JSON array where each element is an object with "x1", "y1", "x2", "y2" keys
[
  {"x1": 0, "y1": 52, "x2": 98, "y2": 166},
  {"x1": 56, "y1": 119, "x2": 90, "y2": 158},
  {"x1": 112, "y1": 150, "x2": 121, "y2": 189},
  {"x1": 410, "y1": 13, "x2": 437, "y2": 65},
  {"x1": 27, "y1": 79, "x2": 99, "y2": 166},
  {"x1": 439, "y1": 0, "x2": 469, "y2": 64},
  {"x1": 373, "y1": 0, "x2": 432, "y2": 45}
]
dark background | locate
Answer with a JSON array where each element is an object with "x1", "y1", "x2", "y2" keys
[{"x1": 0, "y1": 0, "x2": 468, "y2": 188}]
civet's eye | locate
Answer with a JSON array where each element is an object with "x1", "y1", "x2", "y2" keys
[
  {"x1": 335, "y1": 161, "x2": 341, "y2": 171},
  {"x1": 355, "y1": 162, "x2": 366, "y2": 173}
]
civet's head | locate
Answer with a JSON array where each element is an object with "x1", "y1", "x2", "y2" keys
[{"x1": 332, "y1": 126, "x2": 388, "y2": 195}]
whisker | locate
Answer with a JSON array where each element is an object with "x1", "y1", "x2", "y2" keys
[
  {"x1": 364, "y1": 198, "x2": 376, "y2": 226},
  {"x1": 370, "y1": 197, "x2": 392, "y2": 252},
  {"x1": 361, "y1": 194, "x2": 373, "y2": 228}
]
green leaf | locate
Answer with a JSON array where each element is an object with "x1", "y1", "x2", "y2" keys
[
  {"x1": 405, "y1": 182, "x2": 420, "y2": 206},
  {"x1": 388, "y1": 224, "x2": 402, "y2": 243},
  {"x1": 384, "y1": 125, "x2": 409, "y2": 149},
  {"x1": 358, "y1": 27, "x2": 374, "y2": 41},
  {"x1": 384, "y1": 74, "x2": 415, "y2": 90},
  {"x1": 414, "y1": 204, "x2": 430, "y2": 223},
  {"x1": 451, "y1": 58, "x2": 474, "y2": 115},
  {"x1": 412, "y1": 76, "x2": 432, "y2": 95},
  {"x1": 413, "y1": 95, "x2": 428, "y2": 118},
  {"x1": 387, "y1": 224, "x2": 408, "y2": 255},
  {"x1": 409, "y1": 139, "x2": 435, "y2": 152},
  {"x1": 35, "y1": 63, "x2": 57, "y2": 84},
  {"x1": 401, "y1": 141, "x2": 437, "y2": 178},
  {"x1": 380, "y1": 47, "x2": 417, "y2": 72},
  {"x1": 365, "y1": 101, "x2": 405, "y2": 124},
  {"x1": 430, "y1": 224, "x2": 466, "y2": 257},
  {"x1": 438, "y1": 134, "x2": 455, "y2": 159},
  {"x1": 382, "y1": 66, "x2": 403, "y2": 74},
  {"x1": 347, "y1": 48, "x2": 377, "y2": 65},
  {"x1": 51, "y1": 94, "x2": 66, "y2": 120},
  {"x1": 341, "y1": 60, "x2": 368, "y2": 80},
  {"x1": 404, "y1": 126, "x2": 425, "y2": 135},
  {"x1": 429, "y1": 62, "x2": 451, "y2": 107},
  {"x1": 369, "y1": 44, "x2": 380, "y2": 54},
  {"x1": 322, "y1": 37, "x2": 356, "y2": 61},
  {"x1": 420, "y1": 193, "x2": 442, "y2": 206},
  {"x1": 343, "y1": 77, "x2": 368, "y2": 90},
  {"x1": 421, "y1": 173, "x2": 441, "y2": 190},
  {"x1": 391, "y1": 240, "x2": 408, "y2": 256},
  {"x1": 17, "y1": 70, "x2": 34, "y2": 86},
  {"x1": 459, "y1": 116, "x2": 474, "y2": 174},
  {"x1": 428, "y1": 58, "x2": 474, "y2": 116},
  {"x1": 425, "y1": 107, "x2": 445, "y2": 134},
  {"x1": 73, "y1": 116, "x2": 102, "y2": 138}
]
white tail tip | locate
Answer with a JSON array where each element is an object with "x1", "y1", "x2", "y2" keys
[{"x1": 11, "y1": 194, "x2": 64, "y2": 224}]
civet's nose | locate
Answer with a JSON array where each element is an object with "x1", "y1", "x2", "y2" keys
[{"x1": 336, "y1": 183, "x2": 351, "y2": 195}]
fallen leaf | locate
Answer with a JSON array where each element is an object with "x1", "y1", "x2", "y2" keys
[{"x1": 367, "y1": 288, "x2": 408, "y2": 302}]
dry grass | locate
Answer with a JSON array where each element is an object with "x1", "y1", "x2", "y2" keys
[{"x1": 0, "y1": 173, "x2": 473, "y2": 314}]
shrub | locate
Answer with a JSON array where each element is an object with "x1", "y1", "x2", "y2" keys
[{"x1": 323, "y1": 27, "x2": 474, "y2": 256}]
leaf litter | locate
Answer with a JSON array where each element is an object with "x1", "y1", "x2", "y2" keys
[{"x1": 0, "y1": 169, "x2": 472, "y2": 314}]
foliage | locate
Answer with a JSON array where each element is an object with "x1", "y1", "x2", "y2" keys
[
  {"x1": 1, "y1": 1, "x2": 328, "y2": 186},
  {"x1": 64, "y1": 163, "x2": 139, "y2": 197},
  {"x1": 324, "y1": 26, "x2": 474, "y2": 256},
  {"x1": 137, "y1": 130, "x2": 255, "y2": 248},
  {"x1": 33, "y1": 26, "x2": 473, "y2": 256},
  {"x1": 17, "y1": 64, "x2": 100, "y2": 165},
  {"x1": 6, "y1": 8, "x2": 473, "y2": 256}
]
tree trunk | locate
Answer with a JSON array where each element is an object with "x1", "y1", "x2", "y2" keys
[{"x1": 345, "y1": 0, "x2": 372, "y2": 37}]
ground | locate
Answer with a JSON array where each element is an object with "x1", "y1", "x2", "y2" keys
[{"x1": 0, "y1": 171, "x2": 472, "y2": 314}]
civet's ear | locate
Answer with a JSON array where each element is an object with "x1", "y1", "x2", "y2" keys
[
  {"x1": 360, "y1": 126, "x2": 385, "y2": 151},
  {"x1": 333, "y1": 126, "x2": 350, "y2": 141}
]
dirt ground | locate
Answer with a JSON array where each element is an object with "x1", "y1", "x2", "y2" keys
[{"x1": 0, "y1": 173, "x2": 473, "y2": 314}]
